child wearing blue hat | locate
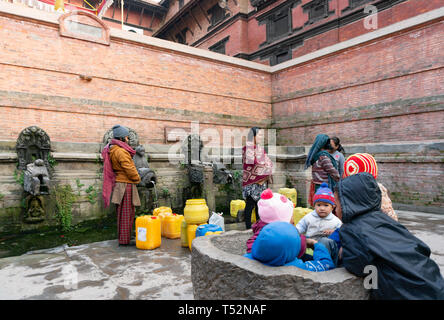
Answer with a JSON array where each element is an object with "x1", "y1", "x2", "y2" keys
[
  {"x1": 295, "y1": 182, "x2": 342, "y2": 240},
  {"x1": 244, "y1": 221, "x2": 335, "y2": 271}
]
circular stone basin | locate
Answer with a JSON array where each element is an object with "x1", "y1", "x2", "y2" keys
[{"x1": 191, "y1": 230, "x2": 369, "y2": 300}]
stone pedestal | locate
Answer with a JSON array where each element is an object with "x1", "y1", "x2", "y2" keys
[{"x1": 203, "y1": 165, "x2": 216, "y2": 213}]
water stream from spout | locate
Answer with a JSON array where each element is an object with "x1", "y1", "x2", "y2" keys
[{"x1": 152, "y1": 181, "x2": 159, "y2": 208}]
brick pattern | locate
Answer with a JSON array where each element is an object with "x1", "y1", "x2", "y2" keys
[
  {"x1": 272, "y1": 19, "x2": 444, "y2": 145},
  {"x1": 0, "y1": 14, "x2": 271, "y2": 144}
]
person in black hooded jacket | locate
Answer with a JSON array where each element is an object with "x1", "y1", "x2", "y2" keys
[{"x1": 335, "y1": 172, "x2": 444, "y2": 300}]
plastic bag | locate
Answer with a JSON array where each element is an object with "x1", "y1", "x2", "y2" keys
[{"x1": 209, "y1": 212, "x2": 225, "y2": 231}]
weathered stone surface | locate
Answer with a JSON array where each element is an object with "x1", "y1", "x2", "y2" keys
[{"x1": 191, "y1": 230, "x2": 369, "y2": 300}]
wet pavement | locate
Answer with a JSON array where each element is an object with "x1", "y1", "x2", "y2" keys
[{"x1": 0, "y1": 210, "x2": 442, "y2": 300}]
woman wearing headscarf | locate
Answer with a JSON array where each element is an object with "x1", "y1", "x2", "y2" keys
[
  {"x1": 102, "y1": 125, "x2": 141, "y2": 246},
  {"x1": 329, "y1": 136, "x2": 345, "y2": 178},
  {"x1": 305, "y1": 134, "x2": 340, "y2": 207},
  {"x1": 242, "y1": 127, "x2": 273, "y2": 229}
]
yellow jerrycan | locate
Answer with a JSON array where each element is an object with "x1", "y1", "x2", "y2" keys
[
  {"x1": 187, "y1": 224, "x2": 199, "y2": 251},
  {"x1": 136, "y1": 215, "x2": 161, "y2": 250},
  {"x1": 230, "y1": 200, "x2": 246, "y2": 218},
  {"x1": 293, "y1": 207, "x2": 307, "y2": 225},
  {"x1": 180, "y1": 218, "x2": 189, "y2": 247},
  {"x1": 164, "y1": 214, "x2": 184, "y2": 239},
  {"x1": 184, "y1": 199, "x2": 209, "y2": 225},
  {"x1": 279, "y1": 188, "x2": 297, "y2": 206},
  {"x1": 153, "y1": 206, "x2": 172, "y2": 216},
  {"x1": 157, "y1": 211, "x2": 173, "y2": 237}
]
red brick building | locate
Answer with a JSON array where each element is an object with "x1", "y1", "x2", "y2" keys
[{"x1": 153, "y1": 0, "x2": 443, "y2": 65}]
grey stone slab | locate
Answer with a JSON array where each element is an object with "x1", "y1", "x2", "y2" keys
[{"x1": 191, "y1": 230, "x2": 369, "y2": 300}]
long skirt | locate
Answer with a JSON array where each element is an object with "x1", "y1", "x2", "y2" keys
[
  {"x1": 308, "y1": 181, "x2": 322, "y2": 207},
  {"x1": 117, "y1": 184, "x2": 135, "y2": 245}
]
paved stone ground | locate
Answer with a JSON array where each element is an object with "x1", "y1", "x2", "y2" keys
[{"x1": 0, "y1": 210, "x2": 442, "y2": 300}]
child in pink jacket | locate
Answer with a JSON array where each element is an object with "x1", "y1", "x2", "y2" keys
[{"x1": 246, "y1": 189, "x2": 307, "y2": 259}]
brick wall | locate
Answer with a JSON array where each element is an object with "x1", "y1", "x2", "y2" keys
[
  {"x1": 271, "y1": 17, "x2": 444, "y2": 210},
  {"x1": 0, "y1": 10, "x2": 271, "y2": 145}
]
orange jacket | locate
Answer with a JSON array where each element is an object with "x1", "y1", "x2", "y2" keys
[{"x1": 109, "y1": 145, "x2": 141, "y2": 184}]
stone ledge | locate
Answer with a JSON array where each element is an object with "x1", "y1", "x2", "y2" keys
[{"x1": 191, "y1": 230, "x2": 369, "y2": 300}]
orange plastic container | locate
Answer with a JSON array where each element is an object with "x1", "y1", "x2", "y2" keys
[
  {"x1": 136, "y1": 215, "x2": 161, "y2": 250},
  {"x1": 163, "y1": 214, "x2": 184, "y2": 239}
]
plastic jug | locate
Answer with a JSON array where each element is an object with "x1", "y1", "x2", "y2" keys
[
  {"x1": 184, "y1": 199, "x2": 209, "y2": 225},
  {"x1": 293, "y1": 207, "x2": 312, "y2": 225},
  {"x1": 153, "y1": 206, "x2": 172, "y2": 216},
  {"x1": 158, "y1": 211, "x2": 173, "y2": 237},
  {"x1": 187, "y1": 224, "x2": 199, "y2": 250},
  {"x1": 230, "y1": 200, "x2": 246, "y2": 218},
  {"x1": 163, "y1": 214, "x2": 184, "y2": 239},
  {"x1": 205, "y1": 231, "x2": 223, "y2": 236},
  {"x1": 180, "y1": 219, "x2": 188, "y2": 247},
  {"x1": 279, "y1": 188, "x2": 297, "y2": 206},
  {"x1": 195, "y1": 224, "x2": 223, "y2": 237},
  {"x1": 251, "y1": 208, "x2": 257, "y2": 223},
  {"x1": 136, "y1": 215, "x2": 161, "y2": 250}
]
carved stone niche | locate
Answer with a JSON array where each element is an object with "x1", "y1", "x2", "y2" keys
[
  {"x1": 24, "y1": 195, "x2": 45, "y2": 224},
  {"x1": 102, "y1": 127, "x2": 140, "y2": 150},
  {"x1": 59, "y1": 11, "x2": 110, "y2": 46},
  {"x1": 16, "y1": 126, "x2": 51, "y2": 171},
  {"x1": 180, "y1": 134, "x2": 204, "y2": 165}
]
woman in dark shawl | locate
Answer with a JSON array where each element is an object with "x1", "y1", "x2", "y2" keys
[{"x1": 305, "y1": 134, "x2": 340, "y2": 207}]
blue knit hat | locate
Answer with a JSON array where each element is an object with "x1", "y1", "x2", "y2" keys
[
  {"x1": 313, "y1": 182, "x2": 335, "y2": 206},
  {"x1": 246, "y1": 221, "x2": 300, "y2": 266},
  {"x1": 112, "y1": 125, "x2": 129, "y2": 138}
]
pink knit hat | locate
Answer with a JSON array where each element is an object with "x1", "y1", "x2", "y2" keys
[{"x1": 257, "y1": 189, "x2": 294, "y2": 224}]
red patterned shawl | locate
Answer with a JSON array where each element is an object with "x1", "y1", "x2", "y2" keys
[{"x1": 242, "y1": 143, "x2": 273, "y2": 187}]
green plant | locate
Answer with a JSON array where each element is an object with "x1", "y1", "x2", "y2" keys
[
  {"x1": 53, "y1": 185, "x2": 77, "y2": 231},
  {"x1": 47, "y1": 153, "x2": 57, "y2": 168},
  {"x1": 161, "y1": 187, "x2": 170, "y2": 198},
  {"x1": 75, "y1": 178, "x2": 85, "y2": 196},
  {"x1": 285, "y1": 175, "x2": 293, "y2": 188},
  {"x1": 0, "y1": 193, "x2": 4, "y2": 201},
  {"x1": 13, "y1": 169, "x2": 24, "y2": 186},
  {"x1": 85, "y1": 185, "x2": 98, "y2": 204},
  {"x1": 218, "y1": 169, "x2": 243, "y2": 200}
]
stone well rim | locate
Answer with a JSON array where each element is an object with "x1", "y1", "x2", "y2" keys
[{"x1": 192, "y1": 229, "x2": 360, "y2": 284}]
